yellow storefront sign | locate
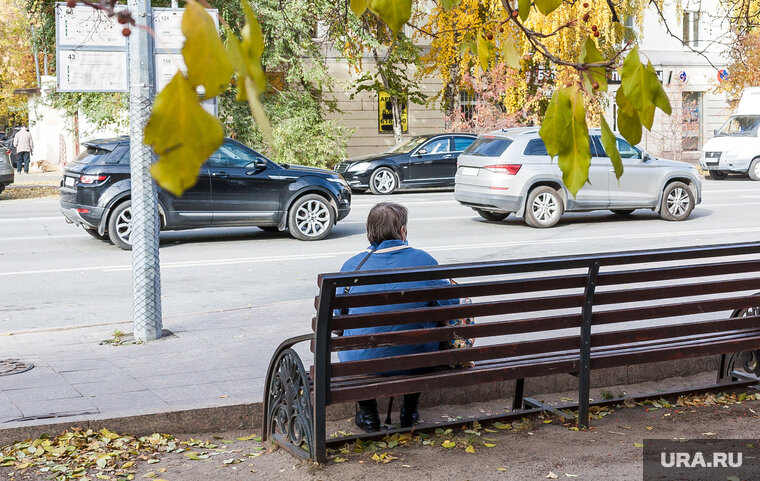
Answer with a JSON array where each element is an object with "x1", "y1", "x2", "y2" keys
[{"x1": 378, "y1": 91, "x2": 408, "y2": 134}]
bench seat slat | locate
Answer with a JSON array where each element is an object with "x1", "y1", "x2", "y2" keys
[
  {"x1": 332, "y1": 294, "x2": 585, "y2": 330},
  {"x1": 327, "y1": 328, "x2": 760, "y2": 402}
]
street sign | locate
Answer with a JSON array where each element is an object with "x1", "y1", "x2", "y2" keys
[
  {"x1": 155, "y1": 53, "x2": 186, "y2": 92},
  {"x1": 57, "y1": 4, "x2": 127, "y2": 48},
  {"x1": 717, "y1": 69, "x2": 729, "y2": 82},
  {"x1": 378, "y1": 91, "x2": 408, "y2": 134},
  {"x1": 55, "y1": 3, "x2": 128, "y2": 93},
  {"x1": 58, "y1": 49, "x2": 128, "y2": 92}
]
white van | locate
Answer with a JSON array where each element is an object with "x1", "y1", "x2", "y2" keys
[{"x1": 700, "y1": 87, "x2": 760, "y2": 180}]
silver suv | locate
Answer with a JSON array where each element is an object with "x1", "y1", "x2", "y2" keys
[{"x1": 455, "y1": 128, "x2": 702, "y2": 228}]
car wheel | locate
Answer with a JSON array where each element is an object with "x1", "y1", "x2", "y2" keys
[
  {"x1": 611, "y1": 209, "x2": 635, "y2": 216},
  {"x1": 369, "y1": 167, "x2": 398, "y2": 195},
  {"x1": 0, "y1": 185, "x2": 4, "y2": 196},
  {"x1": 84, "y1": 228, "x2": 109, "y2": 241},
  {"x1": 749, "y1": 158, "x2": 760, "y2": 181},
  {"x1": 288, "y1": 194, "x2": 335, "y2": 241},
  {"x1": 107, "y1": 200, "x2": 133, "y2": 250},
  {"x1": 525, "y1": 186, "x2": 563, "y2": 228},
  {"x1": 708, "y1": 170, "x2": 728, "y2": 180},
  {"x1": 476, "y1": 209, "x2": 510, "y2": 221},
  {"x1": 258, "y1": 226, "x2": 280, "y2": 233},
  {"x1": 660, "y1": 181, "x2": 695, "y2": 221}
]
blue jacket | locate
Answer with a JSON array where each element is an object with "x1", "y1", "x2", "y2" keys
[{"x1": 336, "y1": 239, "x2": 459, "y2": 363}]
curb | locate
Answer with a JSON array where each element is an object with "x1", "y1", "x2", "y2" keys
[{"x1": 0, "y1": 355, "x2": 723, "y2": 446}]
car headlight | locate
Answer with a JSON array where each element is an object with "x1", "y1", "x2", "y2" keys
[
  {"x1": 346, "y1": 162, "x2": 370, "y2": 173},
  {"x1": 328, "y1": 177, "x2": 349, "y2": 188}
]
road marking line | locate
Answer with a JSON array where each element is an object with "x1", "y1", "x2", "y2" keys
[
  {"x1": 3, "y1": 226, "x2": 760, "y2": 277},
  {"x1": 0, "y1": 216, "x2": 61, "y2": 222},
  {"x1": 0, "y1": 234, "x2": 87, "y2": 242}
]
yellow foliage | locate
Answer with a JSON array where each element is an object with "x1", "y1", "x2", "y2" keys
[{"x1": 0, "y1": 0, "x2": 38, "y2": 125}]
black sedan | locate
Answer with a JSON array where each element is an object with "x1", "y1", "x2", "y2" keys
[
  {"x1": 60, "y1": 137, "x2": 351, "y2": 249},
  {"x1": 334, "y1": 133, "x2": 477, "y2": 194}
]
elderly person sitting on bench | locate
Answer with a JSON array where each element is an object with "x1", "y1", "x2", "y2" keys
[{"x1": 336, "y1": 202, "x2": 459, "y2": 432}]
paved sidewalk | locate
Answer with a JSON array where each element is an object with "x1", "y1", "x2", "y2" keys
[
  {"x1": 7, "y1": 171, "x2": 61, "y2": 187},
  {"x1": 0, "y1": 299, "x2": 314, "y2": 432}
]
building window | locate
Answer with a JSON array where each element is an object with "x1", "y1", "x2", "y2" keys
[
  {"x1": 682, "y1": 91, "x2": 702, "y2": 151},
  {"x1": 683, "y1": 11, "x2": 700, "y2": 46},
  {"x1": 459, "y1": 91, "x2": 477, "y2": 122}
]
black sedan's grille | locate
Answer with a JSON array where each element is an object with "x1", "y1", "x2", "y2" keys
[{"x1": 334, "y1": 161, "x2": 351, "y2": 174}]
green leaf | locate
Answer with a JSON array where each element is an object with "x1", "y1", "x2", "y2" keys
[
  {"x1": 540, "y1": 86, "x2": 590, "y2": 197},
  {"x1": 465, "y1": 445, "x2": 475, "y2": 453},
  {"x1": 369, "y1": 0, "x2": 412, "y2": 34},
  {"x1": 518, "y1": 0, "x2": 530, "y2": 21},
  {"x1": 616, "y1": 88, "x2": 642, "y2": 146},
  {"x1": 460, "y1": 39, "x2": 476, "y2": 57},
  {"x1": 477, "y1": 34, "x2": 491, "y2": 71},
  {"x1": 579, "y1": 37, "x2": 607, "y2": 92},
  {"x1": 441, "y1": 441, "x2": 456, "y2": 448},
  {"x1": 239, "y1": 1, "x2": 267, "y2": 93},
  {"x1": 600, "y1": 116, "x2": 623, "y2": 180},
  {"x1": 534, "y1": 0, "x2": 562, "y2": 15},
  {"x1": 646, "y1": 61, "x2": 672, "y2": 115},
  {"x1": 633, "y1": 442, "x2": 644, "y2": 448},
  {"x1": 350, "y1": 0, "x2": 370, "y2": 16},
  {"x1": 441, "y1": 0, "x2": 461, "y2": 10},
  {"x1": 145, "y1": 73, "x2": 224, "y2": 196},
  {"x1": 502, "y1": 36, "x2": 520, "y2": 70},
  {"x1": 539, "y1": 87, "x2": 572, "y2": 158},
  {"x1": 181, "y1": 1, "x2": 232, "y2": 98}
]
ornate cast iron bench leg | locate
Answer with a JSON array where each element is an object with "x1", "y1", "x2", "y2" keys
[
  {"x1": 262, "y1": 335, "x2": 315, "y2": 460},
  {"x1": 718, "y1": 306, "x2": 760, "y2": 383}
]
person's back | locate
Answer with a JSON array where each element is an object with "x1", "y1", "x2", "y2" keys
[
  {"x1": 336, "y1": 202, "x2": 458, "y2": 432},
  {"x1": 12, "y1": 127, "x2": 33, "y2": 173}
]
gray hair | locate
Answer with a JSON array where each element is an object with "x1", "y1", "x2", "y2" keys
[{"x1": 366, "y1": 202, "x2": 408, "y2": 245}]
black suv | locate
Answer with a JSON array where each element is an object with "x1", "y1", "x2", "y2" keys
[
  {"x1": 60, "y1": 137, "x2": 351, "y2": 249},
  {"x1": 334, "y1": 133, "x2": 477, "y2": 194}
]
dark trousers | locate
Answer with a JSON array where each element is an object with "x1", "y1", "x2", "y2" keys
[
  {"x1": 358, "y1": 393, "x2": 420, "y2": 413},
  {"x1": 16, "y1": 152, "x2": 30, "y2": 173}
]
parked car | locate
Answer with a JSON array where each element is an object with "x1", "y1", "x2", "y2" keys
[
  {"x1": 60, "y1": 137, "x2": 352, "y2": 249},
  {"x1": 700, "y1": 87, "x2": 760, "y2": 180},
  {"x1": 0, "y1": 144, "x2": 14, "y2": 195},
  {"x1": 2, "y1": 127, "x2": 21, "y2": 168},
  {"x1": 334, "y1": 133, "x2": 477, "y2": 194},
  {"x1": 455, "y1": 128, "x2": 702, "y2": 228}
]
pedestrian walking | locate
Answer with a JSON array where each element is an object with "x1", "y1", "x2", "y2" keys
[
  {"x1": 13, "y1": 126, "x2": 33, "y2": 174},
  {"x1": 336, "y1": 202, "x2": 459, "y2": 432}
]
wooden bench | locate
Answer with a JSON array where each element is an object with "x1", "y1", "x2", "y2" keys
[{"x1": 262, "y1": 242, "x2": 760, "y2": 463}]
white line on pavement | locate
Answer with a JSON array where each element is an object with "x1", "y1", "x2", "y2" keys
[
  {"x1": 0, "y1": 234, "x2": 87, "y2": 242},
  {"x1": 3, "y1": 225, "x2": 760, "y2": 277},
  {"x1": 0, "y1": 216, "x2": 61, "y2": 222}
]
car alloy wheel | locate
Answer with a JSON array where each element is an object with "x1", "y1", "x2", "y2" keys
[
  {"x1": 107, "y1": 200, "x2": 133, "y2": 250},
  {"x1": 370, "y1": 168, "x2": 397, "y2": 195},
  {"x1": 525, "y1": 186, "x2": 563, "y2": 228},
  {"x1": 288, "y1": 194, "x2": 335, "y2": 241},
  {"x1": 750, "y1": 158, "x2": 760, "y2": 181},
  {"x1": 660, "y1": 181, "x2": 694, "y2": 221}
]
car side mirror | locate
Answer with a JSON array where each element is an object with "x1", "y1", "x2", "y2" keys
[
  {"x1": 642, "y1": 152, "x2": 651, "y2": 162},
  {"x1": 416, "y1": 148, "x2": 427, "y2": 156},
  {"x1": 249, "y1": 158, "x2": 267, "y2": 170}
]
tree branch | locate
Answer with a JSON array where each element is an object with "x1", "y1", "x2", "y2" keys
[{"x1": 647, "y1": 0, "x2": 720, "y2": 71}]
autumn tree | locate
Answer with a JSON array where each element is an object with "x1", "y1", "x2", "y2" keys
[{"x1": 0, "y1": 0, "x2": 38, "y2": 128}]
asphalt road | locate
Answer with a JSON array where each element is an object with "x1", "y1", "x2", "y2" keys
[{"x1": 0, "y1": 177, "x2": 758, "y2": 333}]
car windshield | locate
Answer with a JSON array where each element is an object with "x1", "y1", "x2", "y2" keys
[
  {"x1": 464, "y1": 137, "x2": 513, "y2": 156},
  {"x1": 715, "y1": 115, "x2": 760, "y2": 137},
  {"x1": 385, "y1": 136, "x2": 428, "y2": 154},
  {"x1": 73, "y1": 146, "x2": 113, "y2": 164}
]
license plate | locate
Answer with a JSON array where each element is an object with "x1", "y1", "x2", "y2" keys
[
  {"x1": 460, "y1": 167, "x2": 479, "y2": 176},
  {"x1": 64, "y1": 176, "x2": 75, "y2": 187}
]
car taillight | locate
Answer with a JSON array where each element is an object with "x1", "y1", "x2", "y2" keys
[
  {"x1": 484, "y1": 164, "x2": 522, "y2": 175},
  {"x1": 79, "y1": 174, "x2": 108, "y2": 184},
  {"x1": 76, "y1": 208, "x2": 90, "y2": 213}
]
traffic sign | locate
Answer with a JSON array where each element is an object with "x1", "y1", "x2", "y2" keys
[{"x1": 58, "y1": 49, "x2": 128, "y2": 92}]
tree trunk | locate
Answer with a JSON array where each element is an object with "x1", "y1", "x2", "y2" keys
[{"x1": 390, "y1": 95, "x2": 403, "y2": 145}]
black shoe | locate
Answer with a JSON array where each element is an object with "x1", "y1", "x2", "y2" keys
[
  {"x1": 399, "y1": 394, "x2": 420, "y2": 428},
  {"x1": 355, "y1": 400, "x2": 380, "y2": 432}
]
